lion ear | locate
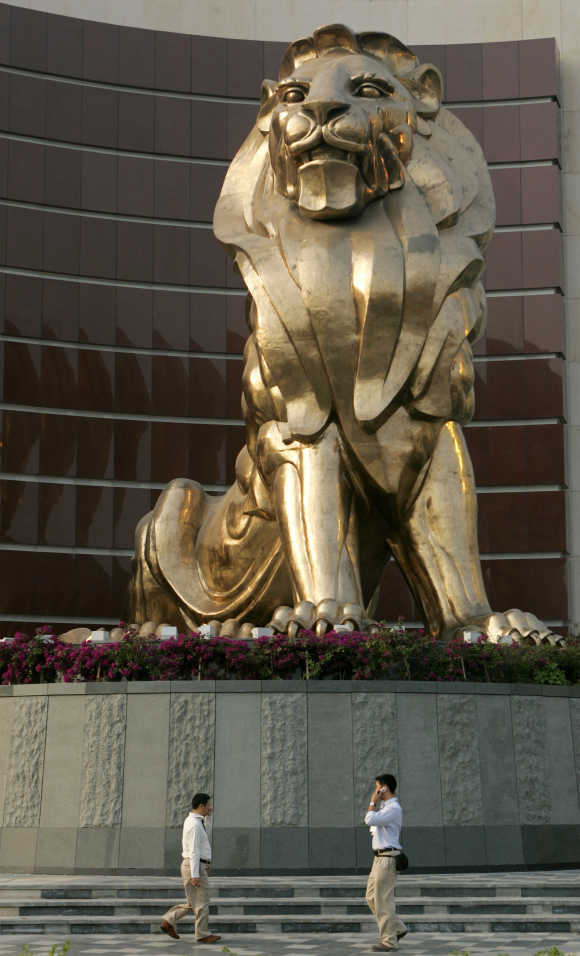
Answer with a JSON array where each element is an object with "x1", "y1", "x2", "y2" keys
[
  {"x1": 412, "y1": 64, "x2": 443, "y2": 118},
  {"x1": 257, "y1": 78, "x2": 277, "y2": 132}
]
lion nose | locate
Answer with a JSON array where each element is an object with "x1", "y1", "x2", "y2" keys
[
  {"x1": 302, "y1": 98, "x2": 348, "y2": 126},
  {"x1": 285, "y1": 112, "x2": 312, "y2": 144}
]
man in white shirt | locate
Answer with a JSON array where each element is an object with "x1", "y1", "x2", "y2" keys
[
  {"x1": 364, "y1": 773, "x2": 408, "y2": 952},
  {"x1": 161, "y1": 792, "x2": 221, "y2": 944}
]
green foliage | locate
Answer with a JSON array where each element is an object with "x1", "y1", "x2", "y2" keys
[
  {"x1": 534, "y1": 660, "x2": 568, "y2": 684},
  {"x1": 18, "y1": 942, "x2": 70, "y2": 956},
  {"x1": 221, "y1": 946, "x2": 264, "y2": 956}
]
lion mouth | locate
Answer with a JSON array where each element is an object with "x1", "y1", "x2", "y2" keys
[{"x1": 298, "y1": 146, "x2": 359, "y2": 167}]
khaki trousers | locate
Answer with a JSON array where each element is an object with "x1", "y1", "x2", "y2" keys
[
  {"x1": 365, "y1": 855, "x2": 407, "y2": 948},
  {"x1": 162, "y1": 859, "x2": 210, "y2": 939}
]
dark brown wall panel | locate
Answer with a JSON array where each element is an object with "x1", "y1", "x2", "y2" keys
[
  {"x1": 0, "y1": 479, "x2": 39, "y2": 544},
  {"x1": 376, "y1": 557, "x2": 566, "y2": 624},
  {"x1": 1, "y1": 7, "x2": 560, "y2": 102},
  {"x1": 519, "y1": 37, "x2": 559, "y2": 98},
  {"x1": 482, "y1": 41, "x2": 519, "y2": 100},
  {"x1": 521, "y1": 165, "x2": 561, "y2": 225},
  {"x1": 473, "y1": 357, "x2": 564, "y2": 420},
  {"x1": 0, "y1": 5, "x2": 567, "y2": 628},
  {"x1": 474, "y1": 294, "x2": 564, "y2": 356},
  {"x1": 477, "y1": 490, "x2": 565, "y2": 553},
  {"x1": 483, "y1": 558, "x2": 566, "y2": 622},
  {"x1": 445, "y1": 43, "x2": 482, "y2": 101},
  {"x1": 486, "y1": 230, "x2": 561, "y2": 292},
  {"x1": 0, "y1": 481, "x2": 566, "y2": 556},
  {"x1": 465, "y1": 424, "x2": 564, "y2": 486}
]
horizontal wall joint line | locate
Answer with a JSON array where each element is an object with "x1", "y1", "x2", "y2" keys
[
  {"x1": 0, "y1": 63, "x2": 259, "y2": 106},
  {"x1": 0, "y1": 199, "x2": 213, "y2": 230},
  {"x1": 0, "y1": 65, "x2": 556, "y2": 111},
  {"x1": 0, "y1": 266, "x2": 247, "y2": 296},
  {"x1": 1, "y1": 334, "x2": 558, "y2": 365},
  {"x1": 0, "y1": 472, "x2": 228, "y2": 492},
  {"x1": 0, "y1": 402, "x2": 245, "y2": 426},
  {"x1": 0, "y1": 334, "x2": 245, "y2": 361},
  {"x1": 0, "y1": 132, "x2": 229, "y2": 167},
  {"x1": 466, "y1": 418, "x2": 562, "y2": 427},
  {"x1": 0, "y1": 542, "x2": 132, "y2": 556},
  {"x1": 0, "y1": 543, "x2": 562, "y2": 560}
]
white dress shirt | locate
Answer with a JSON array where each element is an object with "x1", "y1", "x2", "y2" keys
[
  {"x1": 364, "y1": 797, "x2": 403, "y2": 850},
  {"x1": 182, "y1": 812, "x2": 212, "y2": 877}
]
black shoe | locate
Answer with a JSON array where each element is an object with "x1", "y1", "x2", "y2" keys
[{"x1": 397, "y1": 930, "x2": 408, "y2": 940}]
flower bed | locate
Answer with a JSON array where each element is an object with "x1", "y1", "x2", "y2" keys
[{"x1": 1, "y1": 625, "x2": 579, "y2": 685}]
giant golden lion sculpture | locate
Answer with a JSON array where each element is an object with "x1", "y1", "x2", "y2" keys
[{"x1": 130, "y1": 24, "x2": 553, "y2": 642}]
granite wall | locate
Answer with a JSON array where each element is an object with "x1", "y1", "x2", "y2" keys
[{"x1": 0, "y1": 680, "x2": 578, "y2": 874}]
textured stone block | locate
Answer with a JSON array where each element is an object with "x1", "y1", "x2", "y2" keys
[
  {"x1": 214, "y1": 694, "x2": 260, "y2": 828},
  {"x1": 75, "y1": 826, "x2": 120, "y2": 870},
  {"x1": 119, "y1": 827, "x2": 165, "y2": 870},
  {"x1": 444, "y1": 825, "x2": 486, "y2": 867},
  {"x1": 261, "y1": 694, "x2": 307, "y2": 827},
  {"x1": 545, "y1": 699, "x2": 580, "y2": 824},
  {"x1": 477, "y1": 695, "x2": 518, "y2": 824},
  {"x1": 308, "y1": 695, "x2": 354, "y2": 827},
  {"x1": 119, "y1": 826, "x2": 165, "y2": 870},
  {"x1": 0, "y1": 699, "x2": 14, "y2": 822},
  {"x1": 164, "y1": 826, "x2": 181, "y2": 870},
  {"x1": 571, "y1": 700, "x2": 580, "y2": 809},
  {"x1": 309, "y1": 827, "x2": 355, "y2": 869},
  {"x1": 4, "y1": 697, "x2": 48, "y2": 826},
  {"x1": 484, "y1": 825, "x2": 524, "y2": 866},
  {"x1": 352, "y1": 693, "x2": 398, "y2": 816},
  {"x1": 41, "y1": 696, "x2": 85, "y2": 827},
  {"x1": 80, "y1": 694, "x2": 126, "y2": 827},
  {"x1": 0, "y1": 827, "x2": 38, "y2": 869},
  {"x1": 397, "y1": 694, "x2": 442, "y2": 827},
  {"x1": 122, "y1": 694, "x2": 169, "y2": 828},
  {"x1": 212, "y1": 826, "x2": 260, "y2": 869},
  {"x1": 355, "y1": 825, "x2": 374, "y2": 870},
  {"x1": 35, "y1": 827, "x2": 78, "y2": 869},
  {"x1": 402, "y1": 826, "x2": 445, "y2": 869},
  {"x1": 166, "y1": 692, "x2": 215, "y2": 827},
  {"x1": 522, "y1": 824, "x2": 580, "y2": 866},
  {"x1": 262, "y1": 827, "x2": 309, "y2": 869},
  {"x1": 437, "y1": 695, "x2": 483, "y2": 825},
  {"x1": 511, "y1": 696, "x2": 550, "y2": 824}
]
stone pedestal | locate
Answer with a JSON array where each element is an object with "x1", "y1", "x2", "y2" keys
[{"x1": 0, "y1": 681, "x2": 578, "y2": 873}]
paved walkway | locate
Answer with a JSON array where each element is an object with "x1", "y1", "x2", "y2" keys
[{"x1": 2, "y1": 932, "x2": 580, "y2": 956}]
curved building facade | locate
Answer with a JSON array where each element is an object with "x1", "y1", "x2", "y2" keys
[{"x1": 0, "y1": 0, "x2": 572, "y2": 633}]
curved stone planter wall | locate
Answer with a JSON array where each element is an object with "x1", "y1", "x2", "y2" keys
[{"x1": 0, "y1": 680, "x2": 579, "y2": 874}]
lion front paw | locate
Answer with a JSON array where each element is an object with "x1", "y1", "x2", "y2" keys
[
  {"x1": 269, "y1": 600, "x2": 364, "y2": 637},
  {"x1": 465, "y1": 609, "x2": 563, "y2": 645}
]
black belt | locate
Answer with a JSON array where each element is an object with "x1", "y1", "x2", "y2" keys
[
  {"x1": 374, "y1": 848, "x2": 399, "y2": 856},
  {"x1": 200, "y1": 858, "x2": 211, "y2": 864}
]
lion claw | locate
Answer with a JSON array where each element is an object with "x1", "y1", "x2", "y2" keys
[
  {"x1": 466, "y1": 609, "x2": 563, "y2": 646},
  {"x1": 269, "y1": 599, "x2": 365, "y2": 636}
]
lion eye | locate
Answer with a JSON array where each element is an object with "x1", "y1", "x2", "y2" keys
[
  {"x1": 356, "y1": 83, "x2": 384, "y2": 98},
  {"x1": 282, "y1": 88, "x2": 306, "y2": 103}
]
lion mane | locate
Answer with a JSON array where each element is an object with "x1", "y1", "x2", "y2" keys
[{"x1": 214, "y1": 23, "x2": 495, "y2": 478}]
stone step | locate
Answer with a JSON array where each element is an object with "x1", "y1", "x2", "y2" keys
[
  {"x1": 0, "y1": 912, "x2": 578, "y2": 934},
  {"x1": 1, "y1": 895, "x2": 580, "y2": 917},
  {"x1": 2, "y1": 880, "x2": 580, "y2": 901}
]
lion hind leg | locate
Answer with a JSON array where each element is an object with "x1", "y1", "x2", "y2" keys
[{"x1": 392, "y1": 420, "x2": 491, "y2": 639}]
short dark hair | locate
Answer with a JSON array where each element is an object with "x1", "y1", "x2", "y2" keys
[
  {"x1": 376, "y1": 773, "x2": 397, "y2": 793},
  {"x1": 192, "y1": 792, "x2": 211, "y2": 809}
]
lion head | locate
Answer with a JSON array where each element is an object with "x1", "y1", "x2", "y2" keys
[
  {"x1": 262, "y1": 24, "x2": 443, "y2": 220},
  {"x1": 214, "y1": 25, "x2": 495, "y2": 440}
]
